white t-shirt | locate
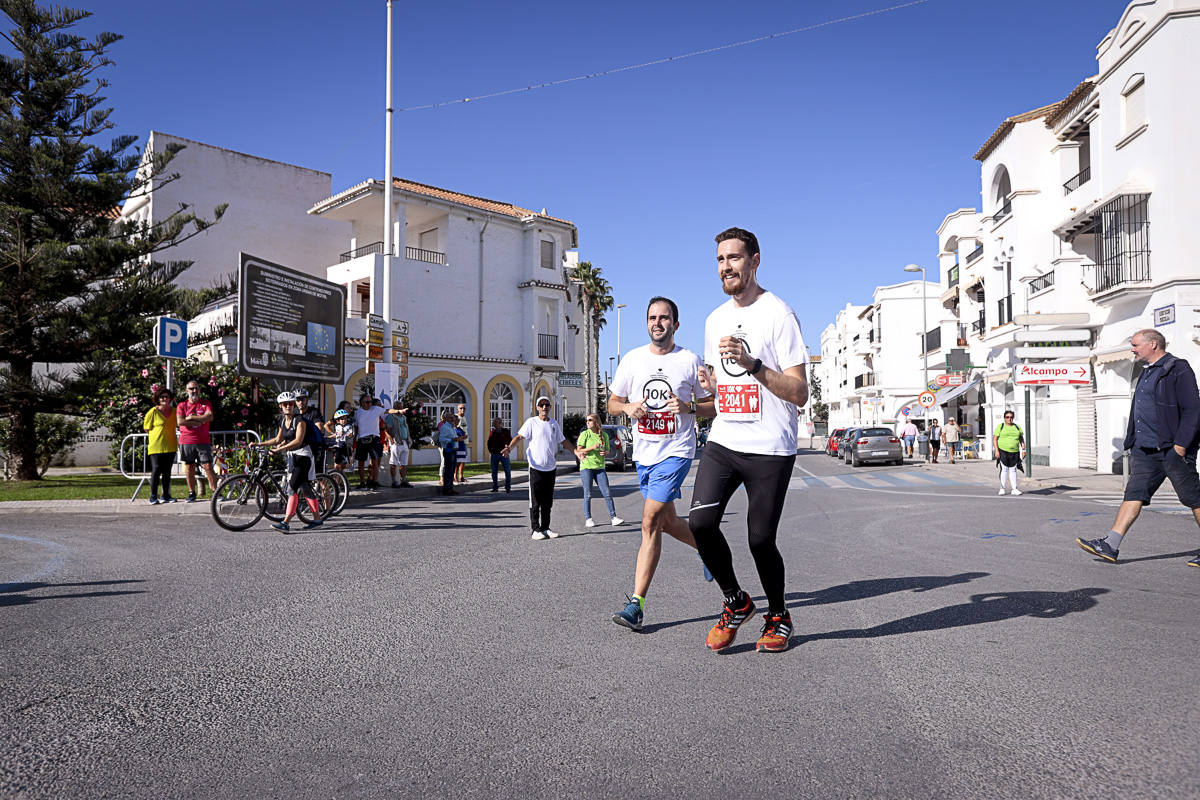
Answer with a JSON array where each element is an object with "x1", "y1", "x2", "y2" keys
[
  {"x1": 610, "y1": 343, "x2": 710, "y2": 466},
  {"x1": 518, "y1": 416, "x2": 564, "y2": 472},
  {"x1": 704, "y1": 291, "x2": 808, "y2": 456},
  {"x1": 354, "y1": 405, "x2": 385, "y2": 440}
]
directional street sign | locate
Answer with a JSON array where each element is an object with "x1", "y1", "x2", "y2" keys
[
  {"x1": 1014, "y1": 329, "x2": 1090, "y2": 342},
  {"x1": 1014, "y1": 346, "x2": 1091, "y2": 359},
  {"x1": 1013, "y1": 313, "x2": 1090, "y2": 326},
  {"x1": 153, "y1": 316, "x2": 188, "y2": 360},
  {"x1": 1014, "y1": 363, "x2": 1091, "y2": 385}
]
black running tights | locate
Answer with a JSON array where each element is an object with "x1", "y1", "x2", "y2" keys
[{"x1": 688, "y1": 441, "x2": 795, "y2": 614}]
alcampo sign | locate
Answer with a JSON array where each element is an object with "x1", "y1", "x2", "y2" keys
[{"x1": 1014, "y1": 363, "x2": 1091, "y2": 386}]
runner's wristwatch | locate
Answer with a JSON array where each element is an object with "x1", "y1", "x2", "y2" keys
[
  {"x1": 687, "y1": 399, "x2": 697, "y2": 415},
  {"x1": 748, "y1": 358, "x2": 763, "y2": 376}
]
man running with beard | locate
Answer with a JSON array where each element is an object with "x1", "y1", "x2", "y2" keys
[
  {"x1": 689, "y1": 227, "x2": 809, "y2": 653},
  {"x1": 608, "y1": 297, "x2": 712, "y2": 631}
]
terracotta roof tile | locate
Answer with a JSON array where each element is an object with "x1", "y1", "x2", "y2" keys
[
  {"x1": 973, "y1": 102, "x2": 1061, "y2": 162},
  {"x1": 390, "y1": 178, "x2": 574, "y2": 226}
]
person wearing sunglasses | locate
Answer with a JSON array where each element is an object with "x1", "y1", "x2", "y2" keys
[
  {"x1": 992, "y1": 410, "x2": 1026, "y2": 496},
  {"x1": 142, "y1": 387, "x2": 179, "y2": 504},
  {"x1": 258, "y1": 391, "x2": 323, "y2": 532},
  {"x1": 503, "y1": 397, "x2": 567, "y2": 540}
]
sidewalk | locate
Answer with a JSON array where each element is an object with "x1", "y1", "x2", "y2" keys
[
  {"x1": 897, "y1": 451, "x2": 1126, "y2": 494},
  {"x1": 0, "y1": 458, "x2": 580, "y2": 516}
]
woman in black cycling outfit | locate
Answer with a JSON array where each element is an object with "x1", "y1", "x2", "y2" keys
[{"x1": 259, "y1": 391, "x2": 323, "y2": 533}]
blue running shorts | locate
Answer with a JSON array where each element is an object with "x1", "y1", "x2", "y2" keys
[{"x1": 637, "y1": 456, "x2": 692, "y2": 503}]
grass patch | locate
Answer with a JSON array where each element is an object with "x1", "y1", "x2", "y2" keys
[{"x1": 0, "y1": 461, "x2": 533, "y2": 501}]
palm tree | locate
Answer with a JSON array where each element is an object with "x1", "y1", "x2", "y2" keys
[{"x1": 570, "y1": 261, "x2": 614, "y2": 414}]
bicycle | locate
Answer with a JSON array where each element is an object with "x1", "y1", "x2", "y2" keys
[
  {"x1": 210, "y1": 447, "x2": 333, "y2": 531},
  {"x1": 322, "y1": 444, "x2": 350, "y2": 515}
]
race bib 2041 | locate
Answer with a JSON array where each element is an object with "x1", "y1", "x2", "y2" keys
[{"x1": 716, "y1": 383, "x2": 762, "y2": 421}]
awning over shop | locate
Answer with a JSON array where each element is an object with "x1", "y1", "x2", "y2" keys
[{"x1": 935, "y1": 377, "x2": 983, "y2": 405}]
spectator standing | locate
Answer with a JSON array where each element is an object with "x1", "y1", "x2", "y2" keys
[
  {"x1": 454, "y1": 403, "x2": 470, "y2": 484},
  {"x1": 927, "y1": 419, "x2": 942, "y2": 464},
  {"x1": 943, "y1": 418, "x2": 961, "y2": 463},
  {"x1": 1077, "y1": 329, "x2": 1200, "y2": 567},
  {"x1": 353, "y1": 393, "x2": 386, "y2": 489},
  {"x1": 992, "y1": 410, "x2": 1026, "y2": 496},
  {"x1": 383, "y1": 406, "x2": 413, "y2": 488},
  {"x1": 901, "y1": 418, "x2": 919, "y2": 458},
  {"x1": 503, "y1": 397, "x2": 567, "y2": 540},
  {"x1": 142, "y1": 387, "x2": 178, "y2": 504},
  {"x1": 176, "y1": 380, "x2": 218, "y2": 502},
  {"x1": 574, "y1": 413, "x2": 623, "y2": 528},
  {"x1": 487, "y1": 417, "x2": 512, "y2": 493},
  {"x1": 437, "y1": 411, "x2": 459, "y2": 495}
]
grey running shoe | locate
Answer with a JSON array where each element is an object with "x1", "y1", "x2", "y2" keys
[{"x1": 1076, "y1": 537, "x2": 1118, "y2": 563}]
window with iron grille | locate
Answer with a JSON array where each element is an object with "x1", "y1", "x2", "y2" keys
[{"x1": 1095, "y1": 194, "x2": 1150, "y2": 293}]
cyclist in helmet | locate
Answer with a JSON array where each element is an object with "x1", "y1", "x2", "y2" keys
[{"x1": 258, "y1": 391, "x2": 323, "y2": 532}]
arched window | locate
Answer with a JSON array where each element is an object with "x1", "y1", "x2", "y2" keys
[
  {"x1": 488, "y1": 381, "x2": 517, "y2": 433},
  {"x1": 991, "y1": 166, "x2": 1012, "y2": 219},
  {"x1": 414, "y1": 378, "x2": 467, "y2": 439},
  {"x1": 1122, "y1": 73, "x2": 1145, "y2": 135}
]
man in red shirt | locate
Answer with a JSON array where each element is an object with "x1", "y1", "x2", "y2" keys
[{"x1": 177, "y1": 380, "x2": 218, "y2": 502}]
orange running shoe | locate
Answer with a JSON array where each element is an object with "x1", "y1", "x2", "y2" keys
[
  {"x1": 705, "y1": 594, "x2": 757, "y2": 651},
  {"x1": 755, "y1": 611, "x2": 793, "y2": 653}
]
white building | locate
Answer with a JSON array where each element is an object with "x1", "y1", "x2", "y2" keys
[
  {"x1": 930, "y1": 0, "x2": 1200, "y2": 471},
  {"x1": 121, "y1": 132, "x2": 348, "y2": 290},
  {"x1": 821, "y1": 283, "x2": 942, "y2": 432},
  {"x1": 308, "y1": 176, "x2": 582, "y2": 464},
  {"x1": 118, "y1": 134, "x2": 591, "y2": 466}
]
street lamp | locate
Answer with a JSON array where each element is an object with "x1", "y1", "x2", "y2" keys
[
  {"x1": 904, "y1": 264, "x2": 929, "y2": 430},
  {"x1": 616, "y1": 303, "x2": 626, "y2": 364}
]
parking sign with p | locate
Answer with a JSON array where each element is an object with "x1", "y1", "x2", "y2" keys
[{"x1": 154, "y1": 316, "x2": 188, "y2": 360}]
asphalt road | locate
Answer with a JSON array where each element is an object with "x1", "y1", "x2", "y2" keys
[{"x1": 2, "y1": 449, "x2": 1199, "y2": 799}]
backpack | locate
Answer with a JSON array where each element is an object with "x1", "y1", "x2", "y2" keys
[{"x1": 302, "y1": 409, "x2": 327, "y2": 448}]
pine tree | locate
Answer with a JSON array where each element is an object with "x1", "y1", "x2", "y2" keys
[{"x1": 0, "y1": 0, "x2": 226, "y2": 480}]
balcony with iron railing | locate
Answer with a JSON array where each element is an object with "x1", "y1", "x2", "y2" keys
[
  {"x1": 854, "y1": 373, "x2": 875, "y2": 390},
  {"x1": 537, "y1": 333, "x2": 559, "y2": 359},
  {"x1": 993, "y1": 199, "x2": 1012, "y2": 223},
  {"x1": 965, "y1": 244, "x2": 984, "y2": 264},
  {"x1": 1091, "y1": 260, "x2": 1151, "y2": 294},
  {"x1": 970, "y1": 310, "x2": 986, "y2": 335},
  {"x1": 338, "y1": 241, "x2": 448, "y2": 266},
  {"x1": 1063, "y1": 165, "x2": 1091, "y2": 195},
  {"x1": 1028, "y1": 272, "x2": 1055, "y2": 295},
  {"x1": 996, "y1": 294, "x2": 1013, "y2": 326}
]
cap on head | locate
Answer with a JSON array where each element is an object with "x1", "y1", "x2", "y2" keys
[{"x1": 536, "y1": 396, "x2": 551, "y2": 406}]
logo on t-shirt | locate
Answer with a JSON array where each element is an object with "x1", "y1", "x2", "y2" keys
[
  {"x1": 721, "y1": 327, "x2": 753, "y2": 378},
  {"x1": 641, "y1": 373, "x2": 673, "y2": 411}
]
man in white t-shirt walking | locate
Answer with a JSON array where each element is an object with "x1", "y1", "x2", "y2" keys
[
  {"x1": 503, "y1": 397, "x2": 567, "y2": 540},
  {"x1": 689, "y1": 227, "x2": 809, "y2": 654},
  {"x1": 607, "y1": 296, "x2": 713, "y2": 631}
]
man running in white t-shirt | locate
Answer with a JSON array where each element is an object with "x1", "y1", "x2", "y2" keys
[
  {"x1": 503, "y1": 397, "x2": 567, "y2": 540},
  {"x1": 607, "y1": 297, "x2": 714, "y2": 631},
  {"x1": 689, "y1": 227, "x2": 809, "y2": 653}
]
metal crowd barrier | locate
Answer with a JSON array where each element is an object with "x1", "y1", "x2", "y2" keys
[{"x1": 119, "y1": 430, "x2": 261, "y2": 501}]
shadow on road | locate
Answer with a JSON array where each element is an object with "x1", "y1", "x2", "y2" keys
[
  {"x1": 0, "y1": 579, "x2": 146, "y2": 607},
  {"x1": 785, "y1": 572, "x2": 990, "y2": 608}
]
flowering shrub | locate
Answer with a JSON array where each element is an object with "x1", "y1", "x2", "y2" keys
[{"x1": 92, "y1": 354, "x2": 281, "y2": 464}]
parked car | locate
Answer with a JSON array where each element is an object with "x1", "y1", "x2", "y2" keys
[
  {"x1": 839, "y1": 428, "x2": 862, "y2": 463},
  {"x1": 826, "y1": 428, "x2": 847, "y2": 457},
  {"x1": 842, "y1": 427, "x2": 904, "y2": 467},
  {"x1": 602, "y1": 424, "x2": 634, "y2": 471}
]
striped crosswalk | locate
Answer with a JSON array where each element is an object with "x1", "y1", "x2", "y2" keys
[
  {"x1": 792, "y1": 471, "x2": 973, "y2": 491},
  {"x1": 1059, "y1": 492, "x2": 1196, "y2": 515}
]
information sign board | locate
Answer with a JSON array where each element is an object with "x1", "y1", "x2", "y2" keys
[
  {"x1": 238, "y1": 253, "x2": 345, "y2": 382},
  {"x1": 1014, "y1": 363, "x2": 1091, "y2": 385},
  {"x1": 558, "y1": 372, "x2": 583, "y2": 388}
]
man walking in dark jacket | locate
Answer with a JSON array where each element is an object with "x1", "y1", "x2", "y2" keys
[{"x1": 1077, "y1": 329, "x2": 1200, "y2": 567}]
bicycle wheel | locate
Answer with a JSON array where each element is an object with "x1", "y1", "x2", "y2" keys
[
  {"x1": 262, "y1": 471, "x2": 288, "y2": 522},
  {"x1": 326, "y1": 470, "x2": 349, "y2": 515},
  {"x1": 296, "y1": 475, "x2": 335, "y2": 523},
  {"x1": 210, "y1": 474, "x2": 266, "y2": 531}
]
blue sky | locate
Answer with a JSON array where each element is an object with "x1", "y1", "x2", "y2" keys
[{"x1": 77, "y1": 0, "x2": 1127, "y2": 372}]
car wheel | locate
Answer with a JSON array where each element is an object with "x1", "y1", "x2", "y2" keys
[{"x1": 851, "y1": 451, "x2": 861, "y2": 467}]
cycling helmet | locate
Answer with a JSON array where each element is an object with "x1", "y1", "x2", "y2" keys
[
  {"x1": 333, "y1": 408, "x2": 350, "y2": 419},
  {"x1": 276, "y1": 391, "x2": 296, "y2": 404},
  {"x1": 294, "y1": 387, "x2": 309, "y2": 398}
]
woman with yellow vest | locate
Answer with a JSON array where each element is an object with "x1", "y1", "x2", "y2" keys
[
  {"x1": 992, "y1": 410, "x2": 1026, "y2": 496},
  {"x1": 142, "y1": 387, "x2": 179, "y2": 504}
]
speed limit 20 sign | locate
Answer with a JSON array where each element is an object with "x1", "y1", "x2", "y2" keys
[{"x1": 919, "y1": 391, "x2": 937, "y2": 409}]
